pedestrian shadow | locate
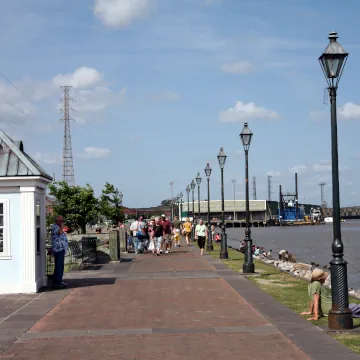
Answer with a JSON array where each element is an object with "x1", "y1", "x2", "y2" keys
[{"x1": 41, "y1": 277, "x2": 117, "y2": 291}]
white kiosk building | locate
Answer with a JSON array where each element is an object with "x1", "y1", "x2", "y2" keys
[{"x1": 0, "y1": 130, "x2": 52, "y2": 294}]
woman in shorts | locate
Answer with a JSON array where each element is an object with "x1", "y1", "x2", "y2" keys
[{"x1": 182, "y1": 218, "x2": 192, "y2": 246}]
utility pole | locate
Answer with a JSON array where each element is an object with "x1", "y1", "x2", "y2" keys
[
  {"x1": 267, "y1": 175, "x2": 272, "y2": 202},
  {"x1": 252, "y1": 176, "x2": 257, "y2": 200},
  {"x1": 60, "y1": 86, "x2": 75, "y2": 186},
  {"x1": 169, "y1": 181, "x2": 174, "y2": 221},
  {"x1": 231, "y1": 179, "x2": 236, "y2": 220}
]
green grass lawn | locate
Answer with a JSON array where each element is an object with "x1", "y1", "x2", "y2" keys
[{"x1": 206, "y1": 243, "x2": 360, "y2": 355}]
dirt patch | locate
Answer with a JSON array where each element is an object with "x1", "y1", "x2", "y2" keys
[{"x1": 255, "y1": 279, "x2": 295, "y2": 287}]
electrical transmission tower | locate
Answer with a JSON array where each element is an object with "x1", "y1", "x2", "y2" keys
[
  {"x1": 267, "y1": 175, "x2": 272, "y2": 201},
  {"x1": 60, "y1": 86, "x2": 75, "y2": 187},
  {"x1": 252, "y1": 176, "x2": 257, "y2": 200},
  {"x1": 319, "y1": 182, "x2": 327, "y2": 207}
]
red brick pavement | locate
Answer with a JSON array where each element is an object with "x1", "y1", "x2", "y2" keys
[
  {"x1": 129, "y1": 253, "x2": 215, "y2": 272},
  {"x1": 29, "y1": 278, "x2": 267, "y2": 332},
  {"x1": 3, "y1": 333, "x2": 308, "y2": 360},
  {"x1": 1, "y1": 247, "x2": 310, "y2": 359}
]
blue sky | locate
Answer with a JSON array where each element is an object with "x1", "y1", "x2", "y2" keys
[{"x1": 0, "y1": 0, "x2": 360, "y2": 207}]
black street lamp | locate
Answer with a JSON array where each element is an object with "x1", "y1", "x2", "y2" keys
[
  {"x1": 204, "y1": 163, "x2": 213, "y2": 251},
  {"x1": 119, "y1": 191, "x2": 123, "y2": 204},
  {"x1": 186, "y1": 185, "x2": 190, "y2": 218},
  {"x1": 319, "y1": 32, "x2": 352, "y2": 330},
  {"x1": 179, "y1": 192, "x2": 183, "y2": 220},
  {"x1": 240, "y1": 122, "x2": 254, "y2": 273},
  {"x1": 174, "y1": 196, "x2": 180, "y2": 217},
  {"x1": 190, "y1": 179, "x2": 196, "y2": 241},
  {"x1": 217, "y1": 147, "x2": 228, "y2": 259},
  {"x1": 196, "y1": 172, "x2": 202, "y2": 219}
]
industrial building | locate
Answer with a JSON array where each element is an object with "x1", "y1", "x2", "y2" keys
[
  {"x1": 180, "y1": 200, "x2": 269, "y2": 226},
  {"x1": 180, "y1": 199, "x2": 320, "y2": 227}
]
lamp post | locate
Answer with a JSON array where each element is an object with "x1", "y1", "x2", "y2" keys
[
  {"x1": 190, "y1": 179, "x2": 196, "y2": 241},
  {"x1": 240, "y1": 122, "x2": 254, "y2": 274},
  {"x1": 319, "y1": 32, "x2": 352, "y2": 330},
  {"x1": 204, "y1": 163, "x2": 213, "y2": 251},
  {"x1": 217, "y1": 147, "x2": 228, "y2": 259},
  {"x1": 174, "y1": 196, "x2": 179, "y2": 217},
  {"x1": 186, "y1": 185, "x2": 190, "y2": 218},
  {"x1": 179, "y1": 192, "x2": 183, "y2": 220},
  {"x1": 170, "y1": 181, "x2": 175, "y2": 221},
  {"x1": 119, "y1": 191, "x2": 123, "y2": 204},
  {"x1": 196, "y1": 172, "x2": 202, "y2": 219}
]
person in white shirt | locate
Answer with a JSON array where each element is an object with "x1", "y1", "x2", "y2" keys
[
  {"x1": 130, "y1": 216, "x2": 146, "y2": 254},
  {"x1": 195, "y1": 219, "x2": 207, "y2": 256}
]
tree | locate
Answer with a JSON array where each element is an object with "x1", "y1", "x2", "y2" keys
[
  {"x1": 160, "y1": 199, "x2": 173, "y2": 207},
  {"x1": 48, "y1": 181, "x2": 99, "y2": 234},
  {"x1": 100, "y1": 182, "x2": 124, "y2": 224}
]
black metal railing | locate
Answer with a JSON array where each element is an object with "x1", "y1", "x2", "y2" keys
[{"x1": 46, "y1": 237, "x2": 98, "y2": 276}]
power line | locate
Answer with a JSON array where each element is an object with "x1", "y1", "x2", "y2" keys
[
  {"x1": 0, "y1": 71, "x2": 25, "y2": 96},
  {"x1": 0, "y1": 71, "x2": 32, "y2": 115}
]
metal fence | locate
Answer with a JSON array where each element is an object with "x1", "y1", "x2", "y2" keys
[{"x1": 46, "y1": 237, "x2": 98, "y2": 276}]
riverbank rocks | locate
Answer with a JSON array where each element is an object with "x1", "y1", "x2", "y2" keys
[
  {"x1": 293, "y1": 263, "x2": 312, "y2": 271},
  {"x1": 349, "y1": 289, "x2": 360, "y2": 298},
  {"x1": 254, "y1": 255, "x2": 360, "y2": 299}
]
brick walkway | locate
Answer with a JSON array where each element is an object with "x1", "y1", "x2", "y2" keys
[{"x1": 0, "y1": 242, "x2": 359, "y2": 359}]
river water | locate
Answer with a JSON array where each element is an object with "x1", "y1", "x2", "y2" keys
[{"x1": 225, "y1": 220, "x2": 360, "y2": 290}]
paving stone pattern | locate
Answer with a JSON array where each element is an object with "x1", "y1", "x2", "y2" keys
[{"x1": 0, "y1": 243, "x2": 359, "y2": 359}]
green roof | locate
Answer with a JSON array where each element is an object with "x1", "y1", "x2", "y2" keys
[{"x1": 0, "y1": 129, "x2": 52, "y2": 180}]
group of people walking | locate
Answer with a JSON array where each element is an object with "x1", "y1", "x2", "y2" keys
[{"x1": 129, "y1": 215, "x2": 210, "y2": 256}]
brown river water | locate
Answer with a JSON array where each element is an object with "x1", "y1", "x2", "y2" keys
[{"x1": 225, "y1": 220, "x2": 360, "y2": 290}]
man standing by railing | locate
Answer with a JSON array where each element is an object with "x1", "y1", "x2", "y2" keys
[{"x1": 51, "y1": 215, "x2": 68, "y2": 289}]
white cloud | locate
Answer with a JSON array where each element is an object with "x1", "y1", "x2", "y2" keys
[
  {"x1": 221, "y1": 61, "x2": 254, "y2": 74},
  {"x1": 338, "y1": 102, "x2": 360, "y2": 120},
  {"x1": 126, "y1": 135, "x2": 141, "y2": 142},
  {"x1": 75, "y1": 87, "x2": 126, "y2": 113},
  {"x1": 290, "y1": 165, "x2": 308, "y2": 175},
  {"x1": 0, "y1": 67, "x2": 126, "y2": 131},
  {"x1": 309, "y1": 110, "x2": 327, "y2": 122},
  {"x1": 77, "y1": 147, "x2": 111, "y2": 160},
  {"x1": 235, "y1": 150, "x2": 245, "y2": 156},
  {"x1": 313, "y1": 160, "x2": 332, "y2": 173},
  {"x1": 94, "y1": 0, "x2": 152, "y2": 28},
  {"x1": 291, "y1": 161, "x2": 348, "y2": 178},
  {"x1": 52, "y1": 67, "x2": 104, "y2": 89},
  {"x1": 266, "y1": 171, "x2": 281, "y2": 177},
  {"x1": 310, "y1": 102, "x2": 360, "y2": 121},
  {"x1": 34, "y1": 152, "x2": 60, "y2": 165},
  {"x1": 219, "y1": 101, "x2": 280, "y2": 123},
  {"x1": 149, "y1": 91, "x2": 180, "y2": 102},
  {"x1": 313, "y1": 160, "x2": 347, "y2": 173}
]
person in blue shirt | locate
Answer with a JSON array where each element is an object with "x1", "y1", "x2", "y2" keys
[{"x1": 51, "y1": 215, "x2": 68, "y2": 289}]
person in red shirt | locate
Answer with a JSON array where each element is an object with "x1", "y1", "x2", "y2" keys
[{"x1": 161, "y1": 214, "x2": 172, "y2": 254}]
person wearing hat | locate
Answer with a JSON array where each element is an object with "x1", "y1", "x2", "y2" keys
[
  {"x1": 301, "y1": 269, "x2": 331, "y2": 321},
  {"x1": 300, "y1": 269, "x2": 360, "y2": 321}
]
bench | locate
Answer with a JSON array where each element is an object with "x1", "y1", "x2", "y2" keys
[{"x1": 68, "y1": 237, "x2": 97, "y2": 270}]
